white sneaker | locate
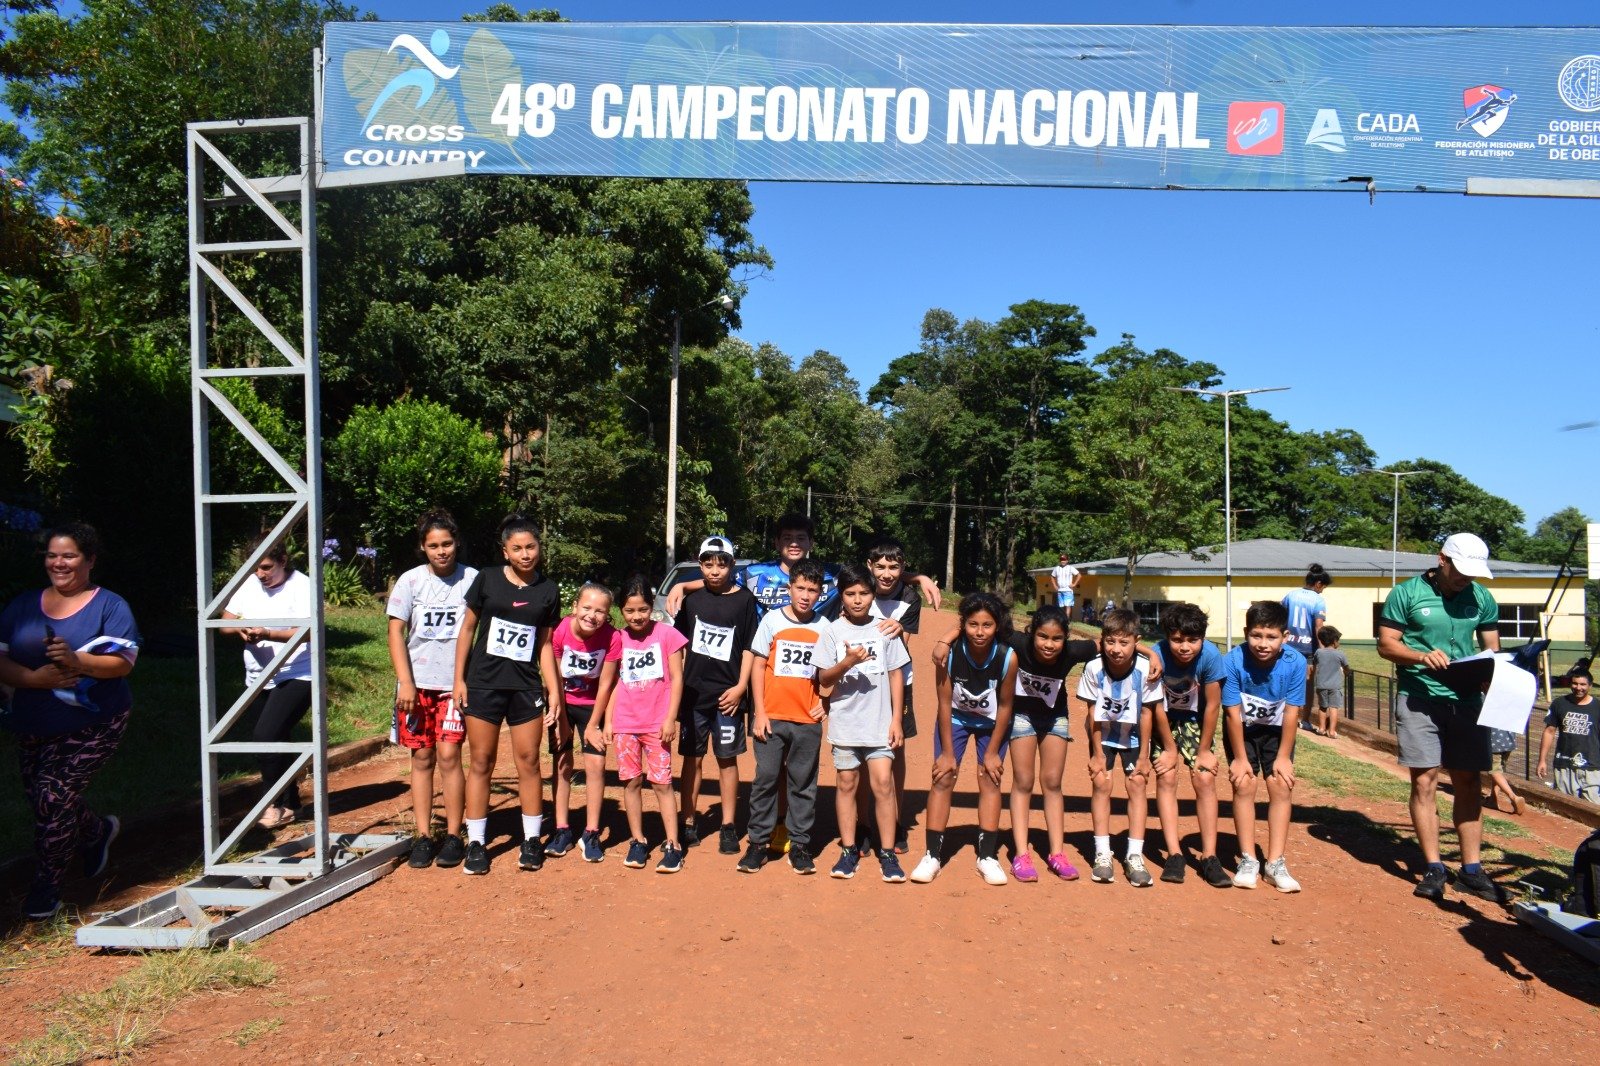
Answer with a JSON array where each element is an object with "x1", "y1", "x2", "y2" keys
[
  {"x1": 1263, "y1": 857, "x2": 1302, "y2": 893},
  {"x1": 976, "y1": 856, "x2": 1008, "y2": 885},
  {"x1": 1233, "y1": 855, "x2": 1260, "y2": 889},
  {"x1": 909, "y1": 852, "x2": 942, "y2": 884}
]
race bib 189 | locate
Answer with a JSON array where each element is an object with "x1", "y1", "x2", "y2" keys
[
  {"x1": 1015, "y1": 668, "x2": 1063, "y2": 707},
  {"x1": 486, "y1": 617, "x2": 536, "y2": 662},
  {"x1": 412, "y1": 603, "x2": 461, "y2": 641},
  {"x1": 560, "y1": 646, "x2": 603, "y2": 679},
  {"x1": 691, "y1": 619, "x2": 735, "y2": 662},
  {"x1": 773, "y1": 639, "x2": 817, "y2": 679},
  {"x1": 622, "y1": 644, "x2": 665, "y2": 684}
]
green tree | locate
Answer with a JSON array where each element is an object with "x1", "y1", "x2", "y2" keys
[{"x1": 1069, "y1": 336, "x2": 1222, "y2": 599}]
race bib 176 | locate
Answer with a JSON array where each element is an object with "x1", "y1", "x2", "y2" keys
[{"x1": 486, "y1": 617, "x2": 536, "y2": 662}]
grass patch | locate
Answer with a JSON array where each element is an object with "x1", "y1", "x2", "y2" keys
[
  {"x1": 0, "y1": 912, "x2": 78, "y2": 987},
  {"x1": 0, "y1": 607, "x2": 394, "y2": 862},
  {"x1": 1295, "y1": 737, "x2": 1413, "y2": 804},
  {"x1": 7, "y1": 946, "x2": 275, "y2": 1064},
  {"x1": 231, "y1": 1016, "x2": 283, "y2": 1048},
  {"x1": 1483, "y1": 815, "x2": 1530, "y2": 839}
]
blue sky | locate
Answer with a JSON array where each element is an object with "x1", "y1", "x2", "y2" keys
[{"x1": 13, "y1": 2, "x2": 1600, "y2": 530}]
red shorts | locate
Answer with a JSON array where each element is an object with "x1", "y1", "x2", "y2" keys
[
  {"x1": 615, "y1": 732, "x2": 673, "y2": 785},
  {"x1": 397, "y1": 689, "x2": 465, "y2": 750}
]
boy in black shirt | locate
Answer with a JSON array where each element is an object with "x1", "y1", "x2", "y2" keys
[
  {"x1": 674, "y1": 536, "x2": 760, "y2": 852},
  {"x1": 1538, "y1": 669, "x2": 1600, "y2": 804}
]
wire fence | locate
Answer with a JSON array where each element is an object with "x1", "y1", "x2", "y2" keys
[{"x1": 1343, "y1": 669, "x2": 1549, "y2": 786}]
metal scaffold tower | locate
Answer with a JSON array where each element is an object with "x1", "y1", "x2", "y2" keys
[{"x1": 78, "y1": 114, "x2": 405, "y2": 949}]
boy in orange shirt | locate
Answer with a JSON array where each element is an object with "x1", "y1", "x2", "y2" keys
[{"x1": 739, "y1": 560, "x2": 830, "y2": 874}]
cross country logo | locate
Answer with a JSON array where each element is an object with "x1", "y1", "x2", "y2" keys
[{"x1": 363, "y1": 29, "x2": 461, "y2": 127}]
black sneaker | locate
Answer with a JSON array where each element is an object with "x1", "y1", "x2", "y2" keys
[
  {"x1": 789, "y1": 844, "x2": 816, "y2": 875},
  {"x1": 435, "y1": 834, "x2": 466, "y2": 868},
  {"x1": 1198, "y1": 854, "x2": 1232, "y2": 888},
  {"x1": 82, "y1": 814, "x2": 120, "y2": 878},
  {"x1": 718, "y1": 825, "x2": 741, "y2": 855},
  {"x1": 1454, "y1": 868, "x2": 1508, "y2": 904},
  {"x1": 22, "y1": 883, "x2": 60, "y2": 922},
  {"x1": 463, "y1": 840, "x2": 490, "y2": 876},
  {"x1": 545, "y1": 826, "x2": 576, "y2": 857},
  {"x1": 623, "y1": 839, "x2": 651, "y2": 868},
  {"x1": 1160, "y1": 854, "x2": 1187, "y2": 884},
  {"x1": 407, "y1": 835, "x2": 438, "y2": 869},
  {"x1": 737, "y1": 842, "x2": 768, "y2": 873},
  {"x1": 682, "y1": 820, "x2": 701, "y2": 848},
  {"x1": 1414, "y1": 867, "x2": 1448, "y2": 900},
  {"x1": 518, "y1": 836, "x2": 546, "y2": 871},
  {"x1": 656, "y1": 843, "x2": 685, "y2": 874}
]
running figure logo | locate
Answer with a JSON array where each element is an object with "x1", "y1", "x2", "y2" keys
[
  {"x1": 363, "y1": 29, "x2": 461, "y2": 127},
  {"x1": 1456, "y1": 84, "x2": 1516, "y2": 138}
]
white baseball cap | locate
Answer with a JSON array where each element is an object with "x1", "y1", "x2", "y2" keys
[
  {"x1": 1441, "y1": 532, "x2": 1493, "y2": 580},
  {"x1": 697, "y1": 535, "x2": 736, "y2": 560}
]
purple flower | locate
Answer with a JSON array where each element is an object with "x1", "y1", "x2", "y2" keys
[{"x1": 356, "y1": 546, "x2": 377, "y2": 560}]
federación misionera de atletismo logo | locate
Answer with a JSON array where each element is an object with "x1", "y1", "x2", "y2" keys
[
  {"x1": 363, "y1": 29, "x2": 461, "y2": 127},
  {"x1": 1456, "y1": 84, "x2": 1516, "y2": 138},
  {"x1": 1558, "y1": 55, "x2": 1600, "y2": 113}
]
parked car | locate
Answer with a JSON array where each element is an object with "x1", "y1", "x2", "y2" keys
[{"x1": 651, "y1": 559, "x2": 755, "y2": 622}]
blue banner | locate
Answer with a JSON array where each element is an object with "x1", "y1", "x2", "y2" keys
[{"x1": 320, "y1": 22, "x2": 1600, "y2": 192}]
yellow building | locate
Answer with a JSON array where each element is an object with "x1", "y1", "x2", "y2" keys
[{"x1": 1032, "y1": 538, "x2": 1584, "y2": 648}]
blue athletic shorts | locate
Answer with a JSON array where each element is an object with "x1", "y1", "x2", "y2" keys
[{"x1": 934, "y1": 713, "x2": 1010, "y2": 764}]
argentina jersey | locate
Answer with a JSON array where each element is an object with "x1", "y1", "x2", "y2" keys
[{"x1": 1078, "y1": 657, "x2": 1163, "y2": 749}]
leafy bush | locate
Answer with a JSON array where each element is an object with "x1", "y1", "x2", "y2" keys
[
  {"x1": 328, "y1": 398, "x2": 506, "y2": 575},
  {"x1": 321, "y1": 559, "x2": 371, "y2": 607}
]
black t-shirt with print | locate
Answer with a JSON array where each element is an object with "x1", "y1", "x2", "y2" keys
[
  {"x1": 673, "y1": 585, "x2": 760, "y2": 710},
  {"x1": 464, "y1": 567, "x2": 561, "y2": 692},
  {"x1": 1546, "y1": 694, "x2": 1600, "y2": 767}
]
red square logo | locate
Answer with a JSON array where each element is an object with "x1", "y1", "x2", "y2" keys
[{"x1": 1227, "y1": 101, "x2": 1285, "y2": 155}]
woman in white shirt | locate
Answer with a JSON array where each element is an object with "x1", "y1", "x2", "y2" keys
[{"x1": 221, "y1": 542, "x2": 312, "y2": 829}]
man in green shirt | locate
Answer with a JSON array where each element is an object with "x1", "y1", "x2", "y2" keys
[{"x1": 1376, "y1": 532, "x2": 1505, "y2": 905}]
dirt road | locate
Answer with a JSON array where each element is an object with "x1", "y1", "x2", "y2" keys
[{"x1": 6, "y1": 618, "x2": 1598, "y2": 1062}]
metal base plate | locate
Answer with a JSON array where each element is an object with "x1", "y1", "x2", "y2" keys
[
  {"x1": 76, "y1": 833, "x2": 407, "y2": 950},
  {"x1": 1514, "y1": 900, "x2": 1600, "y2": 966}
]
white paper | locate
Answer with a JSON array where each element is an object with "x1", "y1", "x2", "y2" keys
[{"x1": 1476, "y1": 655, "x2": 1537, "y2": 732}]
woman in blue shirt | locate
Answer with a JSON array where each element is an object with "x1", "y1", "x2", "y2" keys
[{"x1": 0, "y1": 523, "x2": 140, "y2": 921}]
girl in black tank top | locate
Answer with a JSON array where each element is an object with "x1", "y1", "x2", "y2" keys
[{"x1": 911, "y1": 593, "x2": 1018, "y2": 887}]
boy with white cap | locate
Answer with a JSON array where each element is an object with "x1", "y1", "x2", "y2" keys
[
  {"x1": 1376, "y1": 532, "x2": 1505, "y2": 904},
  {"x1": 673, "y1": 535, "x2": 760, "y2": 854}
]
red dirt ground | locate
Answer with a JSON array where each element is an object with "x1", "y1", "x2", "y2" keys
[{"x1": 5, "y1": 620, "x2": 1599, "y2": 1062}]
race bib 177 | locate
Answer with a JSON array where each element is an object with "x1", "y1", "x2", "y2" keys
[{"x1": 691, "y1": 619, "x2": 736, "y2": 662}]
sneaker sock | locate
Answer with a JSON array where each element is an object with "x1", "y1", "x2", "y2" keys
[
  {"x1": 466, "y1": 817, "x2": 487, "y2": 845},
  {"x1": 522, "y1": 813, "x2": 544, "y2": 839},
  {"x1": 1126, "y1": 838, "x2": 1144, "y2": 859},
  {"x1": 1461, "y1": 862, "x2": 1483, "y2": 876},
  {"x1": 925, "y1": 830, "x2": 945, "y2": 859},
  {"x1": 976, "y1": 830, "x2": 999, "y2": 861},
  {"x1": 1093, "y1": 835, "x2": 1111, "y2": 856},
  {"x1": 1427, "y1": 861, "x2": 1448, "y2": 875}
]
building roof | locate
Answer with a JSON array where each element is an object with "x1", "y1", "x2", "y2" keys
[{"x1": 1033, "y1": 538, "x2": 1560, "y2": 580}]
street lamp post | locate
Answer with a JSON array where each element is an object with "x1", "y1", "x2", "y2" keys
[
  {"x1": 1358, "y1": 467, "x2": 1427, "y2": 585},
  {"x1": 1170, "y1": 385, "x2": 1290, "y2": 649},
  {"x1": 664, "y1": 293, "x2": 735, "y2": 577}
]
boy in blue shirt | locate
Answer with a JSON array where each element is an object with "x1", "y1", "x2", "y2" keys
[
  {"x1": 1222, "y1": 600, "x2": 1306, "y2": 892},
  {"x1": 1151, "y1": 603, "x2": 1231, "y2": 888}
]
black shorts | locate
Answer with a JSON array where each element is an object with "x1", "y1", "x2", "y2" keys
[
  {"x1": 564, "y1": 701, "x2": 604, "y2": 757},
  {"x1": 1226, "y1": 724, "x2": 1290, "y2": 776},
  {"x1": 680, "y1": 702, "x2": 747, "y2": 759},
  {"x1": 901, "y1": 690, "x2": 918, "y2": 741},
  {"x1": 464, "y1": 687, "x2": 543, "y2": 728},
  {"x1": 1099, "y1": 743, "x2": 1140, "y2": 774}
]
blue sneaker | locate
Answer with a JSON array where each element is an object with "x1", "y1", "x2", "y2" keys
[
  {"x1": 545, "y1": 826, "x2": 576, "y2": 857},
  {"x1": 581, "y1": 829, "x2": 604, "y2": 863},
  {"x1": 879, "y1": 849, "x2": 907, "y2": 883},
  {"x1": 655, "y1": 843, "x2": 685, "y2": 874},
  {"x1": 82, "y1": 814, "x2": 120, "y2": 878},
  {"x1": 830, "y1": 846, "x2": 861, "y2": 879},
  {"x1": 623, "y1": 839, "x2": 650, "y2": 868}
]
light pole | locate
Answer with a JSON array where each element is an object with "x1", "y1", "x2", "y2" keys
[
  {"x1": 1170, "y1": 385, "x2": 1289, "y2": 649},
  {"x1": 1358, "y1": 467, "x2": 1427, "y2": 585},
  {"x1": 665, "y1": 293, "x2": 735, "y2": 576}
]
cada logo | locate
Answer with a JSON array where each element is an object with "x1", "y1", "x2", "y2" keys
[{"x1": 363, "y1": 29, "x2": 462, "y2": 127}]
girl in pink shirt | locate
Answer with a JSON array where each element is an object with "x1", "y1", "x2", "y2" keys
[{"x1": 591, "y1": 578, "x2": 688, "y2": 872}]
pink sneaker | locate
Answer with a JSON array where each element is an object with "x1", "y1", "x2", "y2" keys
[
  {"x1": 1011, "y1": 854, "x2": 1039, "y2": 882},
  {"x1": 1045, "y1": 853, "x2": 1080, "y2": 881}
]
